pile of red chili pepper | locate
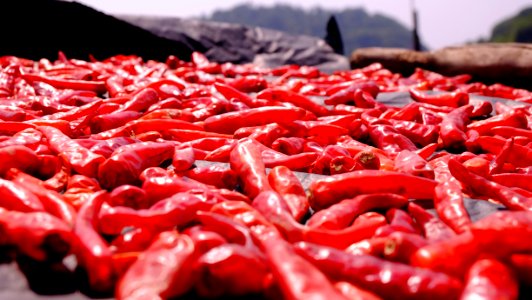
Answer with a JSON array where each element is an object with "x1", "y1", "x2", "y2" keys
[{"x1": 0, "y1": 51, "x2": 531, "y2": 300}]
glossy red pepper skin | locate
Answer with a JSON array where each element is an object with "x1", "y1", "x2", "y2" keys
[
  {"x1": 39, "y1": 126, "x2": 105, "y2": 177},
  {"x1": 368, "y1": 124, "x2": 418, "y2": 157},
  {"x1": 204, "y1": 106, "x2": 307, "y2": 134},
  {"x1": 476, "y1": 136, "x2": 532, "y2": 168},
  {"x1": 184, "y1": 165, "x2": 238, "y2": 190},
  {"x1": 74, "y1": 191, "x2": 115, "y2": 292},
  {"x1": 229, "y1": 138, "x2": 272, "y2": 199},
  {"x1": 0, "y1": 178, "x2": 44, "y2": 212},
  {"x1": 267, "y1": 165, "x2": 309, "y2": 222},
  {"x1": 111, "y1": 227, "x2": 157, "y2": 254},
  {"x1": 431, "y1": 155, "x2": 471, "y2": 233},
  {"x1": 334, "y1": 281, "x2": 382, "y2": 300},
  {"x1": 394, "y1": 150, "x2": 434, "y2": 179},
  {"x1": 7, "y1": 169, "x2": 76, "y2": 227},
  {"x1": 439, "y1": 105, "x2": 473, "y2": 150},
  {"x1": 407, "y1": 202, "x2": 455, "y2": 242},
  {"x1": 448, "y1": 158, "x2": 532, "y2": 211},
  {"x1": 0, "y1": 208, "x2": 73, "y2": 261},
  {"x1": 409, "y1": 88, "x2": 469, "y2": 108},
  {"x1": 307, "y1": 193, "x2": 408, "y2": 230},
  {"x1": 98, "y1": 141, "x2": 175, "y2": 189},
  {"x1": 308, "y1": 170, "x2": 437, "y2": 210},
  {"x1": 383, "y1": 231, "x2": 428, "y2": 263},
  {"x1": 251, "y1": 228, "x2": 348, "y2": 300},
  {"x1": 117, "y1": 231, "x2": 196, "y2": 300},
  {"x1": 491, "y1": 173, "x2": 532, "y2": 192},
  {"x1": 460, "y1": 259, "x2": 518, "y2": 300},
  {"x1": 257, "y1": 87, "x2": 329, "y2": 116},
  {"x1": 294, "y1": 242, "x2": 462, "y2": 300},
  {"x1": 21, "y1": 73, "x2": 107, "y2": 93},
  {"x1": 0, "y1": 145, "x2": 39, "y2": 176},
  {"x1": 195, "y1": 243, "x2": 270, "y2": 298}
]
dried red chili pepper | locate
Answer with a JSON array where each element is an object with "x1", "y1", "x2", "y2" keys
[
  {"x1": 267, "y1": 165, "x2": 309, "y2": 222},
  {"x1": 117, "y1": 231, "x2": 196, "y2": 299},
  {"x1": 229, "y1": 138, "x2": 272, "y2": 199},
  {"x1": 307, "y1": 193, "x2": 408, "y2": 230},
  {"x1": 308, "y1": 170, "x2": 437, "y2": 210},
  {"x1": 98, "y1": 141, "x2": 175, "y2": 189},
  {"x1": 0, "y1": 145, "x2": 39, "y2": 176},
  {"x1": 294, "y1": 242, "x2": 462, "y2": 300},
  {"x1": 407, "y1": 202, "x2": 455, "y2": 242},
  {"x1": 409, "y1": 88, "x2": 469, "y2": 108},
  {"x1": 74, "y1": 191, "x2": 115, "y2": 292},
  {"x1": 461, "y1": 259, "x2": 519, "y2": 300}
]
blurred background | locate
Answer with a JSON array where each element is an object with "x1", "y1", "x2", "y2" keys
[{"x1": 75, "y1": 0, "x2": 532, "y2": 53}]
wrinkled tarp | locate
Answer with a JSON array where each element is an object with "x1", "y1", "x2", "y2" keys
[{"x1": 117, "y1": 15, "x2": 350, "y2": 72}]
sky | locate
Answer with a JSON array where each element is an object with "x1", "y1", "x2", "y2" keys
[{"x1": 74, "y1": 0, "x2": 531, "y2": 50}]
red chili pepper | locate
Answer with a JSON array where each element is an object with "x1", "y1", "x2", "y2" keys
[
  {"x1": 166, "y1": 128, "x2": 232, "y2": 142},
  {"x1": 182, "y1": 225, "x2": 227, "y2": 255},
  {"x1": 439, "y1": 104, "x2": 473, "y2": 150},
  {"x1": 0, "y1": 208, "x2": 73, "y2": 261},
  {"x1": 308, "y1": 170, "x2": 437, "y2": 210},
  {"x1": 467, "y1": 108, "x2": 528, "y2": 135},
  {"x1": 0, "y1": 145, "x2": 39, "y2": 176},
  {"x1": 383, "y1": 231, "x2": 428, "y2": 263},
  {"x1": 491, "y1": 125, "x2": 532, "y2": 139},
  {"x1": 21, "y1": 73, "x2": 107, "y2": 93},
  {"x1": 307, "y1": 193, "x2": 408, "y2": 230},
  {"x1": 7, "y1": 169, "x2": 76, "y2": 227},
  {"x1": 257, "y1": 88, "x2": 329, "y2": 116},
  {"x1": 294, "y1": 242, "x2": 462, "y2": 300},
  {"x1": 411, "y1": 231, "x2": 480, "y2": 278},
  {"x1": 88, "y1": 137, "x2": 138, "y2": 158},
  {"x1": 111, "y1": 227, "x2": 157, "y2": 254},
  {"x1": 229, "y1": 138, "x2": 272, "y2": 199},
  {"x1": 345, "y1": 236, "x2": 388, "y2": 256},
  {"x1": 509, "y1": 254, "x2": 532, "y2": 286},
  {"x1": 381, "y1": 208, "x2": 420, "y2": 235},
  {"x1": 195, "y1": 243, "x2": 271, "y2": 298},
  {"x1": 407, "y1": 202, "x2": 456, "y2": 242},
  {"x1": 172, "y1": 145, "x2": 195, "y2": 172},
  {"x1": 204, "y1": 106, "x2": 307, "y2": 134},
  {"x1": 387, "y1": 119, "x2": 439, "y2": 147},
  {"x1": 368, "y1": 124, "x2": 418, "y2": 157},
  {"x1": 476, "y1": 136, "x2": 532, "y2": 168},
  {"x1": 394, "y1": 150, "x2": 434, "y2": 179},
  {"x1": 184, "y1": 165, "x2": 238, "y2": 190},
  {"x1": 251, "y1": 227, "x2": 348, "y2": 300},
  {"x1": 409, "y1": 88, "x2": 469, "y2": 108},
  {"x1": 74, "y1": 191, "x2": 115, "y2": 292},
  {"x1": 470, "y1": 211, "x2": 532, "y2": 255},
  {"x1": 108, "y1": 184, "x2": 148, "y2": 209},
  {"x1": 234, "y1": 123, "x2": 289, "y2": 147},
  {"x1": 39, "y1": 125, "x2": 105, "y2": 177},
  {"x1": 448, "y1": 158, "x2": 532, "y2": 211},
  {"x1": 334, "y1": 281, "x2": 382, "y2": 300},
  {"x1": 461, "y1": 259, "x2": 519, "y2": 300},
  {"x1": 117, "y1": 231, "x2": 196, "y2": 299},
  {"x1": 98, "y1": 141, "x2": 175, "y2": 189},
  {"x1": 267, "y1": 165, "x2": 309, "y2": 222},
  {"x1": 491, "y1": 173, "x2": 532, "y2": 192},
  {"x1": 90, "y1": 111, "x2": 142, "y2": 133},
  {"x1": 324, "y1": 81, "x2": 380, "y2": 105}
]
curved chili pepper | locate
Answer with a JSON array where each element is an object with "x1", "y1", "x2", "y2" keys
[
  {"x1": 0, "y1": 208, "x2": 73, "y2": 261},
  {"x1": 387, "y1": 119, "x2": 439, "y2": 147},
  {"x1": 108, "y1": 184, "x2": 148, "y2": 209},
  {"x1": 324, "y1": 81, "x2": 379, "y2": 105},
  {"x1": 267, "y1": 165, "x2": 309, "y2": 222},
  {"x1": 111, "y1": 227, "x2": 157, "y2": 254},
  {"x1": 439, "y1": 104, "x2": 473, "y2": 150},
  {"x1": 307, "y1": 193, "x2": 408, "y2": 230},
  {"x1": 294, "y1": 242, "x2": 462, "y2": 300},
  {"x1": 7, "y1": 169, "x2": 76, "y2": 227},
  {"x1": 117, "y1": 231, "x2": 196, "y2": 299},
  {"x1": 0, "y1": 145, "x2": 39, "y2": 176},
  {"x1": 195, "y1": 243, "x2": 271, "y2": 298},
  {"x1": 166, "y1": 128, "x2": 232, "y2": 142},
  {"x1": 368, "y1": 124, "x2": 418, "y2": 157},
  {"x1": 491, "y1": 173, "x2": 532, "y2": 192},
  {"x1": 448, "y1": 158, "x2": 532, "y2": 211},
  {"x1": 0, "y1": 178, "x2": 44, "y2": 212},
  {"x1": 172, "y1": 145, "x2": 195, "y2": 172},
  {"x1": 229, "y1": 138, "x2": 272, "y2": 199},
  {"x1": 308, "y1": 170, "x2": 437, "y2": 210},
  {"x1": 476, "y1": 136, "x2": 532, "y2": 168},
  {"x1": 38, "y1": 126, "x2": 104, "y2": 177},
  {"x1": 408, "y1": 202, "x2": 455, "y2": 241},
  {"x1": 182, "y1": 225, "x2": 227, "y2": 255},
  {"x1": 98, "y1": 141, "x2": 175, "y2": 189},
  {"x1": 257, "y1": 88, "x2": 329, "y2": 116},
  {"x1": 383, "y1": 231, "x2": 428, "y2": 263},
  {"x1": 251, "y1": 228, "x2": 348, "y2": 300},
  {"x1": 204, "y1": 106, "x2": 307, "y2": 134},
  {"x1": 90, "y1": 111, "x2": 142, "y2": 133},
  {"x1": 461, "y1": 259, "x2": 518, "y2": 300},
  {"x1": 334, "y1": 281, "x2": 382, "y2": 300},
  {"x1": 21, "y1": 73, "x2": 106, "y2": 93},
  {"x1": 74, "y1": 191, "x2": 115, "y2": 292},
  {"x1": 394, "y1": 150, "x2": 434, "y2": 179},
  {"x1": 467, "y1": 108, "x2": 528, "y2": 135},
  {"x1": 409, "y1": 88, "x2": 469, "y2": 108}
]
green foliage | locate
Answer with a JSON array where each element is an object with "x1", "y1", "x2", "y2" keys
[
  {"x1": 206, "y1": 4, "x2": 417, "y2": 55},
  {"x1": 490, "y1": 7, "x2": 532, "y2": 43}
]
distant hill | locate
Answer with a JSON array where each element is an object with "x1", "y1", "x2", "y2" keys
[
  {"x1": 206, "y1": 4, "x2": 419, "y2": 55},
  {"x1": 490, "y1": 7, "x2": 532, "y2": 43}
]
